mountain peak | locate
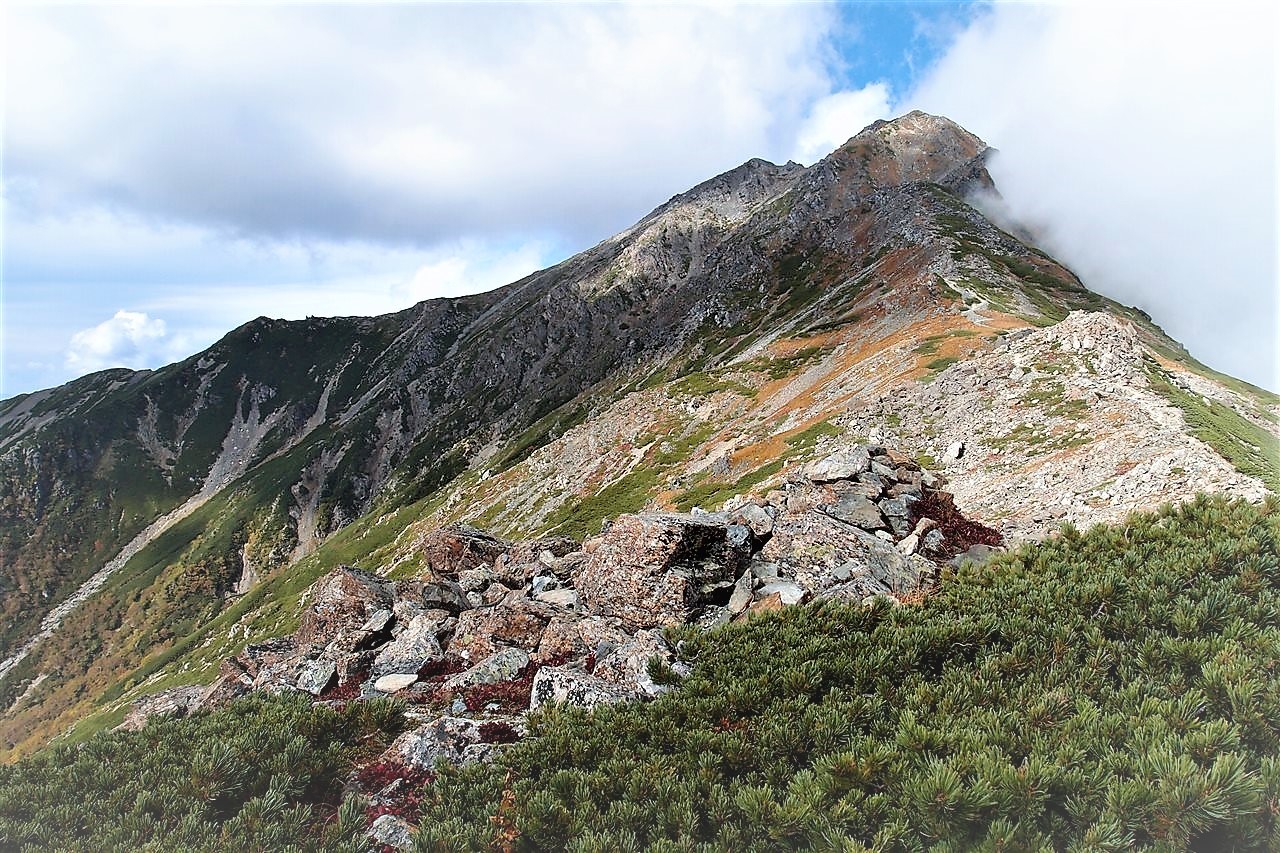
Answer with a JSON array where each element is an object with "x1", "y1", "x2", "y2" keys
[{"x1": 817, "y1": 110, "x2": 991, "y2": 195}]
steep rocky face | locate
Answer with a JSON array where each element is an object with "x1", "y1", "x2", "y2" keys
[{"x1": 1, "y1": 111, "x2": 1275, "y2": 758}]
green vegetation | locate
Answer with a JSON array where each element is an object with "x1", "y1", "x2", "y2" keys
[
  {"x1": 783, "y1": 419, "x2": 841, "y2": 453},
  {"x1": 413, "y1": 495, "x2": 1280, "y2": 850},
  {"x1": 1022, "y1": 379, "x2": 1090, "y2": 421},
  {"x1": 672, "y1": 461, "x2": 785, "y2": 513},
  {"x1": 540, "y1": 422, "x2": 717, "y2": 540},
  {"x1": 921, "y1": 356, "x2": 961, "y2": 381},
  {"x1": 0, "y1": 694, "x2": 405, "y2": 851},
  {"x1": 1147, "y1": 362, "x2": 1280, "y2": 492}
]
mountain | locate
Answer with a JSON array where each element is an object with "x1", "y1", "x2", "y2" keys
[{"x1": 1, "y1": 111, "x2": 1276, "y2": 759}]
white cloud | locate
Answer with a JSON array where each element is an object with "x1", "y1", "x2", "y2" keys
[
  {"x1": 5, "y1": 4, "x2": 837, "y2": 247},
  {"x1": 792, "y1": 82, "x2": 893, "y2": 165},
  {"x1": 65, "y1": 310, "x2": 178, "y2": 374},
  {"x1": 902, "y1": 4, "x2": 1278, "y2": 390}
]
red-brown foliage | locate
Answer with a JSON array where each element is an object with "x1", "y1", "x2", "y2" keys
[
  {"x1": 910, "y1": 489, "x2": 1003, "y2": 558},
  {"x1": 478, "y1": 721, "x2": 521, "y2": 744}
]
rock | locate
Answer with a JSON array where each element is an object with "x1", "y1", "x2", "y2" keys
[
  {"x1": 295, "y1": 659, "x2": 337, "y2": 696},
  {"x1": 896, "y1": 533, "x2": 920, "y2": 557},
  {"x1": 922, "y1": 528, "x2": 945, "y2": 555},
  {"x1": 730, "y1": 503, "x2": 774, "y2": 538},
  {"x1": 739, "y1": 591, "x2": 785, "y2": 619},
  {"x1": 530, "y1": 575, "x2": 560, "y2": 596},
  {"x1": 457, "y1": 567, "x2": 497, "y2": 593},
  {"x1": 448, "y1": 601, "x2": 554, "y2": 660},
  {"x1": 383, "y1": 716, "x2": 484, "y2": 769},
  {"x1": 758, "y1": 579, "x2": 806, "y2": 605},
  {"x1": 750, "y1": 560, "x2": 779, "y2": 580},
  {"x1": 726, "y1": 571, "x2": 755, "y2": 615},
  {"x1": 536, "y1": 615, "x2": 629, "y2": 662},
  {"x1": 494, "y1": 536, "x2": 580, "y2": 585},
  {"x1": 360, "y1": 608, "x2": 395, "y2": 635},
  {"x1": 943, "y1": 440, "x2": 966, "y2": 463},
  {"x1": 296, "y1": 567, "x2": 395, "y2": 649},
  {"x1": 371, "y1": 612, "x2": 445, "y2": 677},
  {"x1": 822, "y1": 493, "x2": 886, "y2": 530},
  {"x1": 877, "y1": 496, "x2": 915, "y2": 536},
  {"x1": 535, "y1": 588, "x2": 579, "y2": 609},
  {"x1": 417, "y1": 580, "x2": 472, "y2": 614},
  {"x1": 870, "y1": 460, "x2": 897, "y2": 480},
  {"x1": 420, "y1": 524, "x2": 510, "y2": 582},
  {"x1": 373, "y1": 673, "x2": 419, "y2": 693},
  {"x1": 529, "y1": 667, "x2": 631, "y2": 710},
  {"x1": 369, "y1": 814, "x2": 415, "y2": 851},
  {"x1": 593, "y1": 629, "x2": 682, "y2": 698},
  {"x1": 443, "y1": 648, "x2": 530, "y2": 690},
  {"x1": 950, "y1": 543, "x2": 1001, "y2": 568},
  {"x1": 576, "y1": 513, "x2": 751, "y2": 630},
  {"x1": 803, "y1": 448, "x2": 871, "y2": 483},
  {"x1": 760, "y1": 509, "x2": 927, "y2": 598},
  {"x1": 117, "y1": 686, "x2": 206, "y2": 731}
]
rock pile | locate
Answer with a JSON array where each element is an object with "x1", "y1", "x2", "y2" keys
[{"x1": 122, "y1": 444, "x2": 1000, "y2": 847}]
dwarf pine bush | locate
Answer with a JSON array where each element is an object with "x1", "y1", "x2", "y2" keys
[{"x1": 0, "y1": 693, "x2": 405, "y2": 851}]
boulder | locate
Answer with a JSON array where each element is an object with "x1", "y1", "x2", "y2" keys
[
  {"x1": 536, "y1": 615, "x2": 630, "y2": 662},
  {"x1": 878, "y1": 496, "x2": 916, "y2": 536},
  {"x1": 296, "y1": 567, "x2": 395, "y2": 649},
  {"x1": 371, "y1": 612, "x2": 446, "y2": 677},
  {"x1": 373, "y1": 673, "x2": 419, "y2": 693},
  {"x1": 448, "y1": 601, "x2": 555, "y2": 660},
  {"x1": 759, "y1": 509, "x2": 927, "y2": 598},
  {"x1": 758, "y1": 579, "x2": 806, "y2": 605},
  {"x1": 593, "y1": 629, "x2": 685, "y2": 698},
  {"x1": 295, "y1": 659, "x2": 337, "y2": 696},
  {"x1": 117, "y1": 686, "x2": 206, "y2": 732},
  {"x1": 576, "y1": 513, "x2": 751, "y2": 630},
  {"x1": 535, "y1": 588, "x2": 579, "y2": 609},
  {"x1": 368, "y1": 815, "x2": 415, "y2": 851},
  {"x1": 493, "y1": 535, "x2": 580, "y2": 585},
  {"x1": 420, "y1": 525, "x2": 510, "y2": 583},
  {"x1": 729, "y1": 502, "x2": 774, "y2": 538},
  {"x1": 822, "y1": 492, "x2": 886, "y2": 530},
  {"x1": 726, "y1": 571, "x2": 755, "y2": 615},
  {"x1": 529, "y1": 667, "x2": 631, "y2": 710},
  {"x1": 443, "y1": 648, "x2": 530, "y2": 690},
  {"x1": 382, "y1": 716, "x2": 486, "y2": 770},
  {"x1": 802, "y1": 448, "x2": 871, "y2": 483}
]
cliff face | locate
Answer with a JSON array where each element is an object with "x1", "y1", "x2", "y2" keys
[{"x1": 1, "y1": 112, "x2": 1275, "y2": 756}]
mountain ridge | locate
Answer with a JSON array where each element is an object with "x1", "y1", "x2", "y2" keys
[{"x1": 1, "y1": 111, "x2": 1275, "y2": 758}]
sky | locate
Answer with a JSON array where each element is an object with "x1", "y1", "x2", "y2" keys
[{"x1": 2, "y1": 2, "x2": 1276, "y2": 396}]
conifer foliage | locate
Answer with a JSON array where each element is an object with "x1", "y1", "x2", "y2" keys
[
  {"x1": 0, "y1": 694, "x2": 405, "y2": 851},
  {"x1": 417, "y1": 495, "x2": 1280, "y2": 851}
]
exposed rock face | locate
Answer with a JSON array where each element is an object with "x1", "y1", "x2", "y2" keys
[
  {"x1": 295, "y1": 567, "x2": 395, "y2": 650},
  {"x1": 576, "y1": 514, "x2": 752, "y2": 629}
]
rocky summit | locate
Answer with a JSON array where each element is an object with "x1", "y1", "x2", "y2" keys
[{"x1": 0, "y1": 112, "x2": 1276, "y2": 846}]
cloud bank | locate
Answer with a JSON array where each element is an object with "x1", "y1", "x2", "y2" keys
[
  {"x1": 905, "y1": 3, "x2": 1277, "y2": 389},
  {"x1": 6, "y1": 4, "x2": 836, "y2": 248}
]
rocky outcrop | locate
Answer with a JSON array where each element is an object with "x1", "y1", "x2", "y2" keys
[
  {"x1": 576, "y1": 514, "x2": 752, "y2": 629},
  {"x1": 137, "y1": 444, "x2": 993, "y2": 731}
]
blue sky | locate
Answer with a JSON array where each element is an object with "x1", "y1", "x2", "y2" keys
[{"x1": 2, "y1": 2, "x2": 1275, "y2": 396}]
